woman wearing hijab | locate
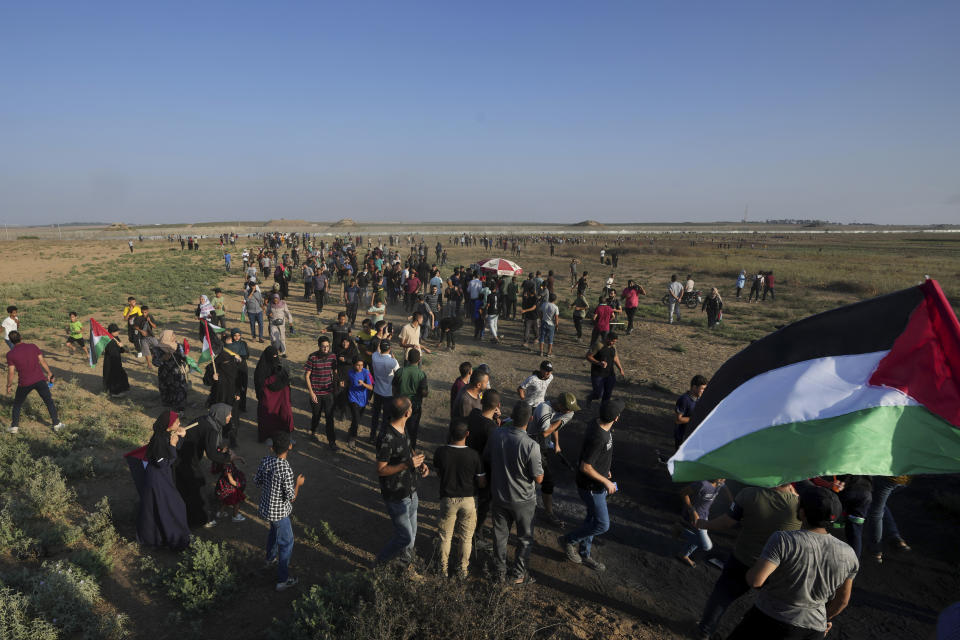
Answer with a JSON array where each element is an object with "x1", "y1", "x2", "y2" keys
[
  {"x1": 152, "y1": 330, "x2": 188, "y2": 411},
  {"x1": 702, "y1": 287, "x2": 724, "y2": 328},
  {"x1": 256, "y1": 349, "x2": 294, "y2": 442},
  {"x1": 174, "y1": 403, "x2": 240, "y2": 528},
  {"x1": 195, "y1": 294, "x2": 215, "y2": 339},
  {"x1": 137, "y1": 410, "x2": 191, "y2": 550},
  {"x1": 253, "y1": 344, "x2": 279, "y2": 403},
  {"x1": 265, "y1": 293, "x2": 294, "y2": 357},
  {"x1": 102, "y1": 323, "x2": 131, "y2": 397}
]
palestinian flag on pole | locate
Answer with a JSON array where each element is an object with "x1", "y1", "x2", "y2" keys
[
  {"x1": 184, "y1": 320, "x2": 219, "y2": 373},
  {"x1": 89, "y1": 318, "x2": 113, "y2": 368},
  {"x1": 669, "y1": 279, "x2": 960, "y2": 487}
]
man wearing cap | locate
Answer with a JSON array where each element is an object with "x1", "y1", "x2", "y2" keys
[
  {"x1": 484, "y1": 401, "x2": 543, "y2": 584},
  {"x1": 727, "y1": 487, "x2": 858, "y2": 639},
  {"x1": 558, "y1": 398, "x2": 621, "y2": 572},
  {"x1": 517, "y1": 361, "x2": 554, "y2": 408},
  {"x1": 530, "y1": 392, "x2": 580, "y2": 528}
]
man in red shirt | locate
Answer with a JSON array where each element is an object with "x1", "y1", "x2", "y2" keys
[
  {"x1": 404, "y1": 270, "x2": 422, "y2": 313},
  {"x1": 620, "y1": 280, "x2": 646, "y2": 335},
  {"x1": 590, "y1": 297, "x2": 615, "y2": 346},
  {"x1": 5, "y1": 331, "x2": 63, "y2": 434}
]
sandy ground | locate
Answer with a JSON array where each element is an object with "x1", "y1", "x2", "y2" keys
[{"x1": 4, "y1": 236, "x2": 958, "y2": 639}]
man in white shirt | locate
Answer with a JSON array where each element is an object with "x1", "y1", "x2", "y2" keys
[
  {"x1": 3, "y1": 306, "x2": 20, "y2": 349},
  {"x1": 370, "y1": 341, "x2": 401, "y2": 444},
  {"x1": 517, "y1": 361, "x2": 554, "y2": 408},
  {"x1": 668, "y1": 275, "x2": 685, "y2": 324},
  {"x1": 685, "y1": 274, "x2": 695, "y2": 294}
]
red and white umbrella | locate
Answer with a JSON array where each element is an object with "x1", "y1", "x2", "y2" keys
[{"x1": 477, "y1": 258, "x2": 523, "y2": 276}]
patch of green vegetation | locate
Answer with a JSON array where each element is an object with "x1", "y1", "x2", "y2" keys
[
  {"x1": 140, "y1": 539, "x2": 246, "y2": 613},
  {"x1": 669, "y1": 343, "x2": 685, "y2": 353},
  {"x1": 271, "y1": 566, "x2": 539, "y2": 640}
]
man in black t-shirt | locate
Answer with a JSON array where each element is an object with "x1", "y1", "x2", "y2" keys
[
  {"x1": 433, "y1": 420, "x2": 486, "y2": 577},
  {"x1": 558, "y1": 399, "x2": 622, "y2": 572},
  {"x1": 375, "y1": 397, "x2": 428, "y2": 566},
  {"x1": 585, "y1": 332, "x2": 625, "y2": 407},
  {"x1": 325, "y1": 312, "x2": 351, "y2": 349},
  {"x1": 467, "y1": 389, "x2": 501, "y2": 548}
]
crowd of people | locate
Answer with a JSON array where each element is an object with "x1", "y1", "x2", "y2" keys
[{"x1": 0, "y1": 232, "x2": 927, "y2": 640}]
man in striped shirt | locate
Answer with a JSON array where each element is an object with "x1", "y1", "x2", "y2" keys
[{"x1": 305, "y1": 336, "x2": 339, "y2": 451}]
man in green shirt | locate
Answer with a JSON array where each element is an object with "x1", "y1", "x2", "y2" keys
[
  {"x1": 391, "y1": 349, "x2": 429, "y2": 450},
  {"x1": 212, "y1": 288, "x2": 227, "y2": 328}
]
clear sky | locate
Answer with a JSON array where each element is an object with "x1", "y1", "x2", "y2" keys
[{"x1": 2, "y1": 2, "x2": 958, "y2": 225}]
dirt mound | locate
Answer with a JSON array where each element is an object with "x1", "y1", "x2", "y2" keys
[
  {"x1": 265, "y1": 219, "x2": 310, "y2": 227},
  {"x1": 330, "y1": 218, "x2": 357, "y2": 227},
  {"x1": 572, "y1": 220, "x2": 604, "y2": 227},
  {"x1": 107, "y1": 223, "x2": 130, "y2": 230}
]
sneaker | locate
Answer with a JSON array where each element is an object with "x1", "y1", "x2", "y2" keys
[
  {"x1": 136, "y1": 352, "x2": 143, "y2": 358},
  {"x1": 52, "y1": 422, "x2": 64, "y2": 433},
  {"x1": 582, "y1": 557, "x2": 606, "y2": 572},
  {"x1": 6, "y1": 425, "x2": 19, "y2": 434},
  {"x1": 558, "y1": 535, "x2": 581, "y2": 564},
  {"x1": 276, "y1": 577, "x2": 299, "y2": 592},
  {"x1": 203, "y1": 519, "x2": 218, "y2": 529},
  {"x1": 232, "y1": 514, "x2": 247, "y2": 522}
]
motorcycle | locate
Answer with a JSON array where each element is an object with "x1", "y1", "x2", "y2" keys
[{"x1": 662, "y1": 289, "x2": 703, "y2": 309}]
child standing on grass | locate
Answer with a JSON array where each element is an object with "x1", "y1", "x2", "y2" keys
[
  {"x1": 213, "y1": 457, "x2": 247, "y2": 522},
  {"x1": 65, "y1": 311, "x2": 89, "y2": 358},
  {"x1": 254, "y1": 431, "x2": 305, "y2": 591},
  {"x1": 346, "y1": 357, "x2": 374, "y2": 446}
]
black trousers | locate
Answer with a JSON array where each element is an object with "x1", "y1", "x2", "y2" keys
[
  {"x1": 407, "y1": 403, "x2": 422, "y2": 450},
  {"x1": 698, "y1": 555, "x2": 751, "y2": 637},
  {"x1": 573, "y1": 317, "x2": 583, "y2": 339},
  {"x1": 370, "y1": 393, "x2": 391, "y2": 442},
  {"x1": 314, "y1": 289, "x2": 326, "y2": 312},
  {"x1": 625, "y1": 307, "x2": 637, "y2": 333},
  {"x1": 348, "y1": 401, "x2": 368, "y2": 439},
  {"x1": 310, "y1": 393, "x2": 336, "y2": 444},
  {"x1": 728, "y1": 607, "x2": 825, "y2": 640}
]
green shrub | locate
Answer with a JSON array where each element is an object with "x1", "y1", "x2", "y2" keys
[
  {"x1": 669, "y1": 343, "x2": 685, "y2": 353},
  {"x1": 23, "y1": 458, "x2": 75, "y2": 519},
  {"x1": 164, "y1": 539, "x2": 238, "y2": 613},
  {"x1": 0, "y1": 503, "x2": 39, "y2": 558},
  {"x1": 0, "y1": 587, "x2": 59, "y2": 640},
  {"x1": 3, "y1": 560, "x2": 127, "y2": 640},
  {"x1": 273, "y1": 567, "x2": 538, "y2": 640}
]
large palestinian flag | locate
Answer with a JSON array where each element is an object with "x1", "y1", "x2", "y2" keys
[
  {"x1": 669, "y1": 279, "x2": 960, "y2": 487},
  {"x1": 88, "y1": 318, "x2": 113, "y2": 368}
]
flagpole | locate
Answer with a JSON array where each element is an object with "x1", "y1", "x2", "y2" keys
[{"x1": 204, "y1": 319, "x2": 217, "y2": 376}]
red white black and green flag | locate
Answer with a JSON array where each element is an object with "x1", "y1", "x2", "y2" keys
[
  {"x1": 88, "y1": 318, "x2": 113, "y2": 368},
  {"x1": 668, "y1": 279, "x2": 960, "y2": 487}
]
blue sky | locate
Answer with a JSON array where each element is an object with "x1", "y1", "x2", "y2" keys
[{"x1": 2, "y1": 1, "x2": 958, "y2": 225}]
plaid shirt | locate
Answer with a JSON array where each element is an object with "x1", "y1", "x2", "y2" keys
[
  {"x1": 254, "y1": 455, "x2": 295, "y2": 521},
  {"x1": 304, "y1": 350, "x2": 337, "y2": 396}
]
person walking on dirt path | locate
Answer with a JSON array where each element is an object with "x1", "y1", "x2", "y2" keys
[
  {"x1": 674, "y1": 478, "x2": 733, "y2": 568},
  {"x1": 255, "y1": 431, "x2": 305, "y2": 592},
  {"x1": 668, "y1": 274, "x2": 684, "y2": 323},
  {"x1": 65, "y1": 311, "x2": 90, "y2": 358},
  {"x1": 128, "y1": 240, "x2": 134, "y2": 253},
  {"x1": 391, "y1": 349, "x2": 428, "y2": 451},
  {"x1": 370, "y1": 340, "x2": 400, "y2": 444},
  {"x1": 5, "y1": 331, "x2": 64, "y2": 434},
  {"x1": 748, "y1": 270, "x2": 764, "y2": 303},
  {"x1": 675, "y1": 375, "x2": 707, "y2": 450},
  {"x1": 726, "y1": 487, "x2": 857, "y2": 640},
  {"x1": 702, "y1": 288, "x2": 723, "y2": 329},
  {"x1": 692, "y1": 483, "x2": 801, "y2": 640},
  {"x1": 375, "y1": 396, "x2": 429, "y2": 567},
  {"x1": 621, "y1": 279, "x2": 645, "y2": 335},
  {"x1": 735, "y1": 269, "x2": 746, "y2": 299},
  {"x1": 243, "y1": 284, "x2": 264, "y2": 343},
  {"x1": 763, "y1": 270, "x2": 776, "y2": 301},
  {"x1": 585, "y1": 333, "x2": 624, "y2": 408},
  {"x1": 266, "y1": 293, "x2": 293, "y2": 357},
  {"x1": 433, "y1": 419, "x2": 486, "y2": 578},
  {"x1": 590, "y1": 295, "x2": 614, "y2": 346},
  {"x1": 558, "y1": 398, "x2": 621, "y2": 572},
  {"x1": 453, "y1": 369, "x2": 487, "y2": 419},
  {"x1": 305, "y1": 336, "x2": 339, "y2": 450},
  {"x1": 485, "y1": 401, "x2": 543, "y2": 584},
  {"x1": 538, "y1": 293, "x2": 560, "y2": 357}
]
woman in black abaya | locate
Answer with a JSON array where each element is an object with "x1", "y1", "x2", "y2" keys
[
  {"x1": 137, "y1": 411, "x2": 191, "y2": 550},
  {"x1": 173, "y1": 403, "x2": 242, "y2": 528},
  {"x1": 102, "y1": 323, "x2": 131, "y2": 397}
]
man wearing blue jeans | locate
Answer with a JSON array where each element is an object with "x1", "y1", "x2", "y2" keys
[
  {"x1": 559, "y1": 399, "x2": 622, "y2": 572},
  {"x1": 375, "y1": 396, "x2": 428, "y2": 565},
  {"x1": 254, "y1": 431, "x2": 305, "y2": 591}
]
